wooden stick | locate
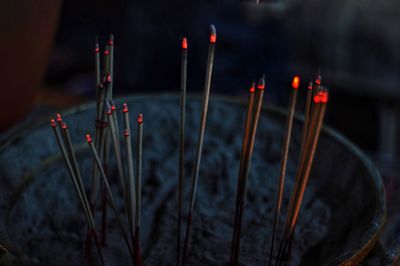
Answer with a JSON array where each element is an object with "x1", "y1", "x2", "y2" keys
[
  {"x1": 86, "y1": 134, "x2": 134, "y2": 258},
  {"x1": 232, "y1": 75, "x2": 265, "y2": 266},
  {"x1": 182, "y1": 24, "x2": 217, "y2": 262},
  {"x1": 95, "y1": 36, "x2": 101, "y2": 88},
  {"x1": 135, "y1": 114, "x2": 143, "y2": 266},
  {"x1": 230, "y1": 82, "x2": 256, "y2": 262},
  {"x1": 105, "y1": 101, "x2": 129, "y2": 214},
  {"x1": 122, "y1": 103, "x2": 136, "y2": 254},
  {"x1": 50, "y1": 120, "x2": 105, "y2": 266},
  {"x1": 91, "y1": 82, "x2": 107, "y2": 209},
  {"x1": 268, "y1": 76, "x2": 300, "y2": 266},
  {"x1": 177, "y1": 36, "x2": 188, "y2": 266}
]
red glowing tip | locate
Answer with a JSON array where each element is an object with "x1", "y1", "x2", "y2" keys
[
  {"x1": 61, "y1": 122, "x2": 67, "y2": 129},
  {"x1": 106, "y1": 74, "x2": 112, "y2": 83},
  {"x1": 95, "y1": 47, "x2": 99, "y2": 53},
  {"x1": 210, "y1": 34, "x2": 217, "y2": 43},
  {"x1": 209, "y1": 24, "x2": 217, "y2": 44},
  {"x1": 313, "y1": 94, "x2": 321, "y2": 104},
  {"x1": 86, "y1": 134, "x2": 92, "y2": 143},
  {"x1": 56, "y1": 113, "x2": 62, "y2": 122},
  {"x1": 292, "y1": 76, "x2": 300, "y2": 90},
  {"x1": 182, "y1": 37, "x2": 188, "y2": 49},
  {"x1": 122, "y1": 103, "x2": 128, "y2": 113},
  {"x1": 108, "y1": 35, "x2": 114, "y2": 46},
  {"x1": 137, "y1": 114, "x2": 143, "y2": 124},
  {"x1": 104, "y1": 50, "x2": 109, "y2": 56},
  {"x1": 106, "y1": 109, "x2": 112, "y2": 116},
  {"x1": 313, "y1": 91, "x2": 327, "y2": 104},
  {"x1": 257, "y1": 75, "x2": 266, "y2": 90},
  {"x1": 111, "y1": 104, "x2": 116, "y2": 111},
  {"x1": 124, "y1": 129, "x2": 129, "y2": 137},
  {"x1": 308, "y1": 82, "x2": 313, "y2": 90},
  {"x1": 320, "y1": 91, "x2": 329, "y2": 104},
  {"x1": 249, "y1": 86, "x2": 255, "y2": 93},
  {"x1": 50, "y1": 119, "x2": 57, "y2": 127}
]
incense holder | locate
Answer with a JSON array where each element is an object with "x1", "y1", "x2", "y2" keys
[{"x1": 0, "y1": 95, "x2": 386, "y2": 265}]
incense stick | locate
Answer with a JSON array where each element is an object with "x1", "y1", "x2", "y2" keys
[
  {"x1": 268, "y1": 76, "x2": 300, "y2": 266},
  {"x1": 50, "y1": 120, "x2": 105, "y2": 266},
  {"x1": 91, "y1": 82, "x2": 107, "y2": 209},
  {"x1": 135, "y1": 114, "x2": 143, "y2": 266},
  {"x1": 105, "y1": 101, "x2": 129, "y2": 213},
  {"x1": 177, "y1": 36, "x2": 188, "y2": 266},
  {"x1": 230, "y1": 81, "x2": 256, "y2": 262},
  {"x1": 122, "y1": 103, "x2": 136, "y2": 251},
  {"x1": 95, "y1": 36, "x2": 101, "y2": 88},
  {"x1": 86, "y1": 134, "x2": 134, "y2": 258},
  {"x1": 182, "y1": 25, "x2": 217, "y2": 261},
  {"x1": 232, "y1": 75, "x2": 265, "y2": 265}
]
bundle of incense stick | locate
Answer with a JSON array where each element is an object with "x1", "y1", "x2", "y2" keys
[
  {"x1": 50, "y1": 35, "x2": 145, "y2": 265},
  {"x1": 272, "y1": 75, "x2": 329, "y2": 266},
  {"x1": 48, "y1": 27, "x2": 330, "y2": 266},
  {"x1": 181, "y1": 24, "x2": 217, "y2": 264},
  {"x1": 230, "y1": 75, "x2": 266, "y2": 265}
]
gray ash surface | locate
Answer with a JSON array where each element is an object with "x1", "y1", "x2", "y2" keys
[{"x1": 3, "y1": 95, "x2": 370, "y2": 266}]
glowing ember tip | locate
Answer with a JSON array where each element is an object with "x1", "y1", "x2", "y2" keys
[
  {"x1": 292, "y1": 76, "x2": 300, "y2": 90},
  {"x1": 111, "y1": 104, "x2": 116, "y2": 111},
  {"x1": 308, "y1": 82, "x2": 313, "y2": 90},
  {"x1": 320, "y1": 91, "x2": 329, "y2": 104},
  {"x1": 122, "y1": 103, "x2": 128, "y2": 113},
  {"x1": 95, "y1": 47, "x2": 99, "y2": 53},
  {"x1": 257, "y1": 75, "x2": 266, "y2": 90},
  {"x1": 249, "y1": 82, "x2": 256, "y2": 93},
  {"x1": 108, "y1": 34, "x2": 114, "y2": 46},
  {"x1": 86, "y1": 134, "x2": 92, "y2": 143},
  {"x1": 107, "y1": 109, "x2": 112, "y2": 116},
  {"x1": 56, "y1": 113, "x2": 62, "y2": 122},
  {"x1": 61, "y1": 122, "x2": 67, "y2": 129},
  {"x1": 313, "y1": 94, "x2": 321, "y2": 104},
  {"x1": 182, "y1": 37, "x2": 188, "y2": 49},
  {"x1": 104, "y1": 50, "x2": 109, "y2": 56},
  {"x1": 106, "y1": 74, "x2": 112, "y2": 83},
  {"x1": 137, "y1": 114, "x2": 143, "y2": 124},
  {"x1": 124, "y1": 129, "x2": 129, "y2": 137},
  {"x1": 50, "y1": 119, "x2": 56, "y2": 127},
  {"x1": 209, "y1": 24, "x2": 217, "y2": 43}
]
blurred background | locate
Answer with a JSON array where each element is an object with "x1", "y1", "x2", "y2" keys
[{"x1": 1, "y1": 0, "x2": 399, "y2": 260}]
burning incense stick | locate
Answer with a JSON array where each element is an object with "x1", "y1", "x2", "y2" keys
[
  {"x1": 177, "y1": 36, "x2": 188, "y2": 266},
  {"x1": 122, "y1": 103, "x2": 136, "y2": 250},
  {"x1": 299, "y1": 82, "x2": 313, "y2": 153},
  {"x1": 50, "y1": 120, "x2": 105, "y2": 266},
  {"x1": 105, "y1": 102, "x2": 129, "y2": 210},
  {"x1": 86, "y1": 134, "x2": 134, "y2": 258},
  {"x1": 230, "y1": 81, "x2": 256, "y2": 261},
  {"x1": 268, "y1": 76, "x2": 300, "y2": 266},
  {"x1": 182, "y1": 25, "x2": 217, "y2": 261},
  {"x1": 91, "y1": 82, "x2": 107, "y2": 209},
  {"x1": 231, "y1": 75, "x2": 265, "y2": 266},
  {"x1": 135, "y1": 114, "x2": 143, "y2": 266}
]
